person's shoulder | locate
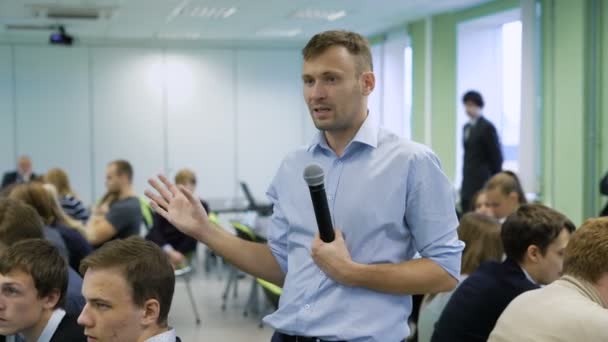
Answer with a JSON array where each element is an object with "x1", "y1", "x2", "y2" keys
[
  {"x1": 113, "y1": 196, "x2": 141, "y2": 210},
  {"x1": 52, "y1": 313, "x2": 86, "y2": 342},
  {"x1": 377, "y1": 128, "x2": 438, "y2": 161}
]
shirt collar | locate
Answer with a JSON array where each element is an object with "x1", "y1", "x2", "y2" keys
[
  {"x1": 468, "y1": 115, "x2": 482, "y2": 126},
  {"x1": 20, "y1": 308, "x2": 66, "y2": 342},
  {"x1": 145, "y1": 328, "x2": 177, "y2": 342},
  {"x1": 308, "y1": 114, "x2": 379, "y2": 154},
  {"x1": 520, "y1": 265, "x2": 539, "y2": 286}
]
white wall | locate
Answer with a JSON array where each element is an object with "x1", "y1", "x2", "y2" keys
[
  {"x1": 14, "y1": 46, "x2": 93, "y2": 203},
  {"x1": 0, "y1": 44, "x2": 309, "y2": 205},
  {"x1": 369, "y1": 30, "x2": 411, "y2": 139},
  {"x1": 0, "y1": 46, "x2": 14, "y2": 172}
]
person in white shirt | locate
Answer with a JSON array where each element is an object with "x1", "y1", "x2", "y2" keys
[
  {"x1": 0, "y1": 239, "x2": 85, "y2": 342},
  {"x1": 77, "y1": 236, "x2": 179, "y2": 342}
]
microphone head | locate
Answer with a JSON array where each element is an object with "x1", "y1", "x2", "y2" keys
[{"x1": 303, "y1": 163, "x2": 325, "y2": 187}]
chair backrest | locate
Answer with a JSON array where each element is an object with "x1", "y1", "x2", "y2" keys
[
  {"x1": 240, "y1": 182, "x2": 273, "y2": 216},
  {"x1": 257, "y1": 278, "x2": 282, "y2": 309},
  {"x1": 139, "y1": 197, "x2": 154, "y2": 230},
  {"x1": 231, "y1": 221, "x2": 256, "y2": 241}
]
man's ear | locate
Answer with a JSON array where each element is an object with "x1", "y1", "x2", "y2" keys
[
  {"x1": 41, "y1": 288, "x2": 61, "y2": 310},
  {"x1": 140, "y1": 298, "x2": 161, "y2": 327},
  {"x1": 360, "y1": 72, "x2": 375, "y2": 96},
  {"x1": 525, "y1": 245, "x2": 542, "y2": 264}
]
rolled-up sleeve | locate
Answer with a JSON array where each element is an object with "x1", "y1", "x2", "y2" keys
[
  {"x1": 405, "y1": 149, "x2": 464, "y2": 280},
  {"x1": 266, "y1": 178, "x2": 289, "y2": 274}
]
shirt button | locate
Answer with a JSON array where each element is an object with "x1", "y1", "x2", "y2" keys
[{"x1": 304, "y1": 304, "x2": 310, "y2": 309}]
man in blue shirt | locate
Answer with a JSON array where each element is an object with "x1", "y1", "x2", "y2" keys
[{"x1": 146, "y1": 30, "x2": 464, "y2": 341}]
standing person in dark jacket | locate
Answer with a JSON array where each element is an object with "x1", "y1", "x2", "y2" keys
[
  {"x1": 600, "y1": 172, "x2": 608, "y2": 216},
  {"x1": 460, "y1": 91, "x2": 503, "y2": 213},
  {"x1": 146, "y1": 169, "x2": 209, "y2": 267}
]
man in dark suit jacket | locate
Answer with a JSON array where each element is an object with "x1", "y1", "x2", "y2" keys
[
  {"x1": 0, "y1": 239, "x2": 85, "y2": 342},
  {"x1": 461, "y1": 91, "x2": 503, "y2": 212},
  {"x1": 1, "y1": 156, "x2": 37, "y2": 190},
  {"x1": 432, "y1": 204, "x2": 575, "y2": 342},
  {"x1": 600, "y1": 172, "x2": 608, "y2": 216}
]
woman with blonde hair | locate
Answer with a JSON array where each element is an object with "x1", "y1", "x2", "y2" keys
[
  {"x1": 44, "y1": 168, "x2": 90, "y2": 222},
  {"x1": 9, "y1": 182, "x2": 92, "y2": 270},
  {"x1": 417, "y1": 213, "x2": 504, "y2": 342}
]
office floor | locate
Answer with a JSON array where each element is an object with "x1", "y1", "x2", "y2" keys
[{"x1": 169, "y1": 260, "x2": 274, "y2": 341}]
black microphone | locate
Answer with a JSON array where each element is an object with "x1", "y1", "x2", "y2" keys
[{"x1": 303, "y1": 164, "x2": 335, "y2": 243}]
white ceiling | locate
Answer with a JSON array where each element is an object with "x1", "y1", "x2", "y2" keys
[{"x1": 0, "y1": 0, "x2": 493, "y2": 45}]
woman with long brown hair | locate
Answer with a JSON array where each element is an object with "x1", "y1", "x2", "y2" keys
[
  {"x1": 44, "y1": 168, "x2": 90, "y2": 222},
  {"x1": 9, "y1": 182, "x2": 92, "y2": 270},
  {"x1": 417, "y1": 213, "x2": 504, "y2": 342}
]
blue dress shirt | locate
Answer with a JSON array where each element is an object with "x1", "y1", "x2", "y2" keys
[{"x1": 263, "y1": 116, "x2": 464, "y2": 341}]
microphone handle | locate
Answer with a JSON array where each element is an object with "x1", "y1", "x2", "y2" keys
[{"x1": 309, "y1": 184, "x2": 335, "y2": 242}]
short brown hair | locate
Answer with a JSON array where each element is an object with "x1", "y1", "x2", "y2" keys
[
  {"x1": 9, "y1": 183, "x2": 56, "y2": 225},
  {"x1": 459, "y1": 213, "x2": 504, "y2": 274},
  {"x1": 502, "y1": 204, "x2": 575, "y2": 262},
  {"x1": 80, "y1": 236, "x2": 175, "y2": 325},
  {"x1": 485, "y1": 171, "x2": 527, "y2": 204},
  {"x1": 0, "y1": 198, "x2": 44, "y2": 247},
  {"x1": 0, "y1": 239, "x2": 68, "y2": 309},
  {"x1": 563, "y1": 218, "x2": 608, "y2": 283},
  {"x1": 302, "y1": 30, "x2": 373, "y2": 73},
  {"x1": 110, "y1": 160, "x2": 133, "y2": 183},
  {"x1": 174, "y1": 169, "x2": 196, "y2": 186}
]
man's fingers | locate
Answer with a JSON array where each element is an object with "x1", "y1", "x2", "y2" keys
[
  {"x1": 149, "y1": 200, "x2": 170, "y2": 220},
  {"x1": 144, "y1": 189, "x2": 169, "y2": 210},
  {"x1": 178, "y1": 185, "x2": 197, "y2": 205},
  {"x1": 148, "y1": 178, "x2": 173, "y2": 203},
  {"x1": 158, "y1": 174, "x2": 181, "y2": 198}
]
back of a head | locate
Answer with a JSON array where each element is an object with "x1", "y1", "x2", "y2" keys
[
  {"x1": 174, "y1": 169, "x2": 196, "y2": 186},
  {"x1": 459, "y1": 213, "x2": 504, "y2": 274},
  {"x1": 44, "y1": 168, "x2": 72, "y2": 196},
  {"x1": 111, "y1": 159, "x2": 134, "y2": 184},
  {"x1": 302, "y1": 30, "x2": 373, "y2": 74},
  {"x1": 563, "y1": 217, "x2": 608, "y2": 283},
  {"x1": 80, "y1": 236, "x2": 175, "y2": 325},
  {"x1": 502, "y1": 204, "x2": 575, "y2": 263},
  {"x1": 0, "y1": 198, "x2": 44, "y2": 247},
  {"x1": 9, "y1": 183, "x2": 56, "y2": 225},
  {"x1": 0, "y1": 238, "x2": 68, "y2": 309},
  {"x1": 485, "y1": 171, "x2": 527, "y2": 205},
  {"x1": 462, "y1": 90, "x2": 484, "y2": 108}
]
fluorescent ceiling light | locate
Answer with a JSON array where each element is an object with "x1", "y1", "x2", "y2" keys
[{"x1": 292, "y1": 9, "x2": 347, "y2": 22}]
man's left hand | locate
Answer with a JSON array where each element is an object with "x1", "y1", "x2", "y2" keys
[{"x1": 311, "y1": 229, "x2": 358, "y2": 286}]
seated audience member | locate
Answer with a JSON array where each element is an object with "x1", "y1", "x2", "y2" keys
[
  {"x1": 1, "y1": 156, "x2": 37, "y2": 190},
  {"x1": 0, "y1": 239, "x2": 86, "y2": 342},
  {"x1": 0, "y1": 198, "x2": 85, "y2": 316},
  {"x1": 44, "y1": 168, "x2": 90, "y2": 222},
  {"x1": 489, "y1": 217, "x2": 608, "y2": 341},
  {"x1": 600, "y1": 171, "x2": 608, "y2": 216},
  {"x1": 484, "y1": 171, "x2": 527, "y2": 222},
  {"x1": 9, "y1": 183, "x2": 92, "y2": 271},
  {"x1": 431, "y1": 204, "x2": 575, "y2": 342},
  {"x1": 471, "y1": 190, "x2": 493, "y2": 217},
  {"x1": 146, "y1": 169, "x2": 209, "y2": 267},
  {"x1": 86, "y1": 160, "x2": 142, "y2": 247},
  {"x1": 418, "y1": 213, "x2": 503, "y2": 342},
  {"x1": 78, "y1": 236, "x2": 180, "y2": 342}
]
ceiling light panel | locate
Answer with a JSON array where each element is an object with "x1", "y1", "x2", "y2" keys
[{"x1": 292, "y1": 9, "x2": 347, "y2": 22}]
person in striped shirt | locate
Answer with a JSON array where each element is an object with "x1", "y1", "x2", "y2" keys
[{"x1": 44, "y1": 168, "x2": 90, "y2": 223}]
